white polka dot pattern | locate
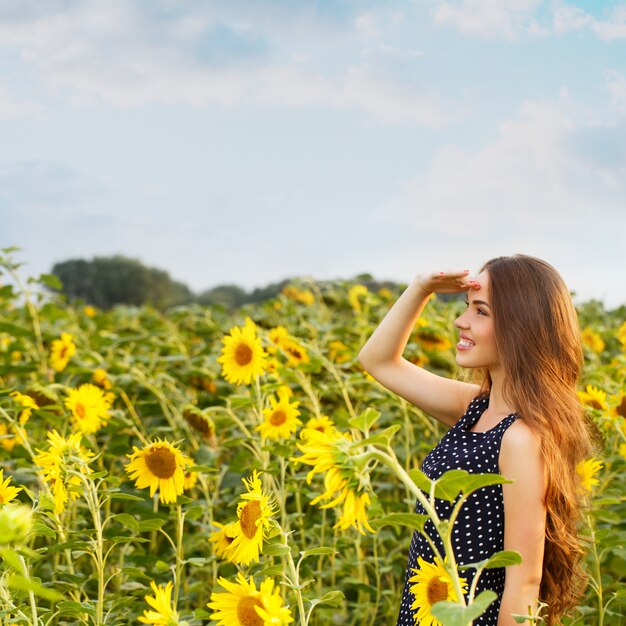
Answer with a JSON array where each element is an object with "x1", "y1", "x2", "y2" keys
[{"x1": 395, "y1": 395, "x2": 519, "y2": 625}]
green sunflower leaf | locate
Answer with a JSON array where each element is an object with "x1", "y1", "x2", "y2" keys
[{"x1": 430, "y1": 590, "x2": 498, "y2": 626}]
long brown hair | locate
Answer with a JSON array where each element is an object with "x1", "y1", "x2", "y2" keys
[{"x1": 478, "y1": 254, "x2": 599, "y2": 624}]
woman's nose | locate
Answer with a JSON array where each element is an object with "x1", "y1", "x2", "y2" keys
[{"x1": 454, "y1": 312, "x2": 469, "y2": 329}]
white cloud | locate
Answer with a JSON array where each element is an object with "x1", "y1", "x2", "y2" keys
[
  {"x1": 431, "y1": 0, "x2": 626, "y2": 41},
  {"x1": 431, "y1": 0, "x2": 543, "y2": 40},
  {"x1": 605, "y1": 70, "x2": 626, "y2": 113},
  {"x1": 377, "y1": 94, "x2": 625, "y2": 233},
  {"x1": 0, "y1": 0, "x2": 453, "y2": 126}
]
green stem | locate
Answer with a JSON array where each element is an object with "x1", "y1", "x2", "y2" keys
[
  {"x1": 173, "y1": 504, "x2": 185, "y2": 607},
  {"x1": 281, "y1": 531, "x2": 307, "y2": 626},
  {"x1": 364, "y1": 447, "x2": 467, "y2": 606},
  {"x1": 18, "y1": 554, "x2": 39, "y2": 626}
]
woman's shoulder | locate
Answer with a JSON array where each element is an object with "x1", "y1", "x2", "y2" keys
[{"x1": 500, "y1": 419, "x2": 545, "y2": 484}]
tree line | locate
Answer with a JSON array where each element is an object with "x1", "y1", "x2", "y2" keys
[{"x1": 50, "y1": 255, "x2": 394, "y2": 310}]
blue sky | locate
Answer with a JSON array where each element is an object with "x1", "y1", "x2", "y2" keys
[{"x1": 1, "y1": 0, "x2": 625, "y2": 306}]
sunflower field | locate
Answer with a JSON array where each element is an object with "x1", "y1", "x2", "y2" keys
[{"x1": 0, "y1": 248, "x2": 624, "y2": 626}]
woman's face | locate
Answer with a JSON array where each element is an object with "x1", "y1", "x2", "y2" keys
[{"x1": 453, "y1": 270, "x2": 500, "y2": 372}]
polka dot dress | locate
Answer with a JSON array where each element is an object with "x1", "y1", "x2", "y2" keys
[{"x1": 395, "y1": 395, "x2": 519, "y2": 625}]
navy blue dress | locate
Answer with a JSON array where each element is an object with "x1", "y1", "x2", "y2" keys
[{"x1": 395, "y1": 395, "x2": 519, "y2": 625}]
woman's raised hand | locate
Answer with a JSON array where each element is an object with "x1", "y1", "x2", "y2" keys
[{"x1": 414, "y1": 269, "x2": 481, "y2": 295}]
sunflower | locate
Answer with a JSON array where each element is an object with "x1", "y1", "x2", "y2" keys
[
  {"x1": 303, "y1": 415, "x2": 337, "y2": 436},
  {"x1": 126, "y1": 439, "x2": 192, "y2": 504},
  {"x1": 578, "y1": 385, "x2": 607, "y2": 411},
  {"x1": 408, "y1": 556, "x2": 467, "y2": 626},
  {"x1": 581, "y1": 327, "x2": 605, "y2": 354},
  {"x1": 33, "y1": 430, "x2": 94, "y2": 514},
  {"x1": 617, "y1": 320, "x2": 626, "y2": 349},
  {"x1": 65, "y1": 383, "x2": 112, "y2": 434},
  {"x1": 183, "y1": 469, "x2": 198, "y2": 491},
  {"x1": 49, "y1": 332, "x2": 76, "y2": 372},
  {"x1": 182, "y1": 405, "x2": 216, "y2": 441},
  {"x1": 208, "y1": 572, "x2": 293, "y2": 626},
  {"x1": 0, "y1": 470, "x2": 22, "y2": 504},
  {"x1": 282, "y1": 339, "x2": 310, "y2": 368},
  {"x1": 138, "y1": 580, "x2": 180, "y2": 626},
  {"x1": 0, "y1": 423, "x2": 22, "y2": 452},
  {"x1": 92, "y1": 367, "x2": 112, "y2": 389},
  {"x1": 328, "y1": 340, "x2": 351, "y2": 364},
  {"x1": 218, "y1": 322, "x2": 268, "y2": 385},
  {"x1": 576, "y1": 457, "x2": 603, "y2": 494},
  {"x1": 415, "y1": 328, "x2": 452, "y2": 352},
  {"x1": 9, "y1": 390, "x2": 39, "y2": 424},
  {"x1": 295, "y1": 428, "x2": 374, "y2": 534},
  {"x1": 609, "y1": 392, "x2": 626, "y2": 420},
  {"x1": 83, "y1": 305, "x2": 97, "y2": 318},
  {"x1": 267, "y1": 326, "x2": 290, "y2": 354},
  {"x1": 256, "y1": 386, "x2": 301, "y2": 441},
  {"x1": 209, "y1": 520, "x2": 238, "y2": 560},
  {"x1": 348, "y1": 285, "x2": 368, "y2": 313},
  {"x1": 227, "y1": 470, "x2": 275, "y2": 565},
  {"x1": 281, "y1": 285, "x2": 314, "y2": 305}
]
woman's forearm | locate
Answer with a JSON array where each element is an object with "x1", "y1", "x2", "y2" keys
[
  {"x1": 498, "y1": 584, "x2": 541, "y2": 626},
  {"x1": 357, "y1": 277, "x2": 431, "y2": 368}
]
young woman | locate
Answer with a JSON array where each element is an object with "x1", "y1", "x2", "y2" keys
[{"x1": 358, "y1": 255, "x2": 596, "y2": 626}]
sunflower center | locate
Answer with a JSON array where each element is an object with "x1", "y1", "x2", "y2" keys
[
  {"x1": 426, "y1": 576, "x2": 449, "y2": 605},
  {"x1": 270, "y1": 410, "x2": 287, "y2": 426},
  {"x1": 144, "y1": 446, "x2": 177, "y2": 479},
  {"x1": 237, "y1": 595, "x2": 264, "y2": 626},
  {"x1": 286, "y1": 346, "x2": 302, "y2": 359},
  {"x1": 76, "y1": 403, "x2": 86, "y2": 419},
  {"x1": 589, "y1": 398, "x2": 604, "y2": 410},
  {"x1": 235, "y1": 343, "x2": 253, "y2": 366},
  {"x1": 239, "y1": 500, "x2": 262, "y2": 539},
  {"x1": 616, "y1": 397, "x2": 626, "y2": 419}
]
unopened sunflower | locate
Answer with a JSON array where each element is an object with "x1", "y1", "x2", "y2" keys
[
  {"x1": 138, "y1": 580, "x2": 180, "y2": 626},
  {"x1": 218, "y1": 320, "x2": 268, "y2": 385},
  {"x1": 227, "y1": 470, "x2": 275, "y2": 565},
  {"x1": 126, "y1": 439, "x2": 192, "y2": 504},
  {"x1": 49, "y1": 332, "x2": 76, "y2": 372},
  {"x1": 208, "y1": 572, "x2": 293, "y2": 626},
  {"x1": 409, "y1": 555, "x2": 467, "y2": 626},
  {"x1": 256, "y1": 386, "x2": 301, "y2": 441},
  {"x1": 33, "y1": 430, "x2": 94, "y2": 514},
  {"x1": 65, "y1": 383, "x2": 112, "y2": 434}
]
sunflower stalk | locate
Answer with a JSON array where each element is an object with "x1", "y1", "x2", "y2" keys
[
  {"x1": 361, "y1": 446, "x2": 468, "y2": 609},
  {"x1": 173, "y1": 504, "x2": 186, "y2": 607},
  {"x1": 17, "y1": 553, "x2": 39, "y2": 626},
  {"x1": 73, "y1": 469, "x2": 107, "y2": 626},
  {"x1": 278, "y1": 529, "x2": 307, "y2": 626}
]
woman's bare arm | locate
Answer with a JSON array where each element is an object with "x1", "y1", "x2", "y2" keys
[
  {"x1": 497, "y1": 420, "x2": 546, "y2": 625},
  {"x1": 358, "y1": 270, "x2": 481, "y2": 427}
]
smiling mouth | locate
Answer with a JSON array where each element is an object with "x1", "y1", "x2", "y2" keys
[{"x1": 457, "y1": 338, "x2": 475, "y2": 349}]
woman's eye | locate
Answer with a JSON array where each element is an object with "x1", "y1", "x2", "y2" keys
[{"x1": 477, "y1": 308, "x2": 487, "y2": 316}]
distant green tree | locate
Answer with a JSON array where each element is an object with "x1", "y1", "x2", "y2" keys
[
  {"x1": 195, "y1": 284, "x2": 248, "y2": 308},
  {"x1": 51, "y1": 255, "x2": 193, "y2": 310}
]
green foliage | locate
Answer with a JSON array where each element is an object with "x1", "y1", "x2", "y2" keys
[
  {"x1": 50, "y1": 254, "x2": 193, "y2": 310},
  {"x1": 0, "y1": 247, "x2": 623, "y2": 626}
]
